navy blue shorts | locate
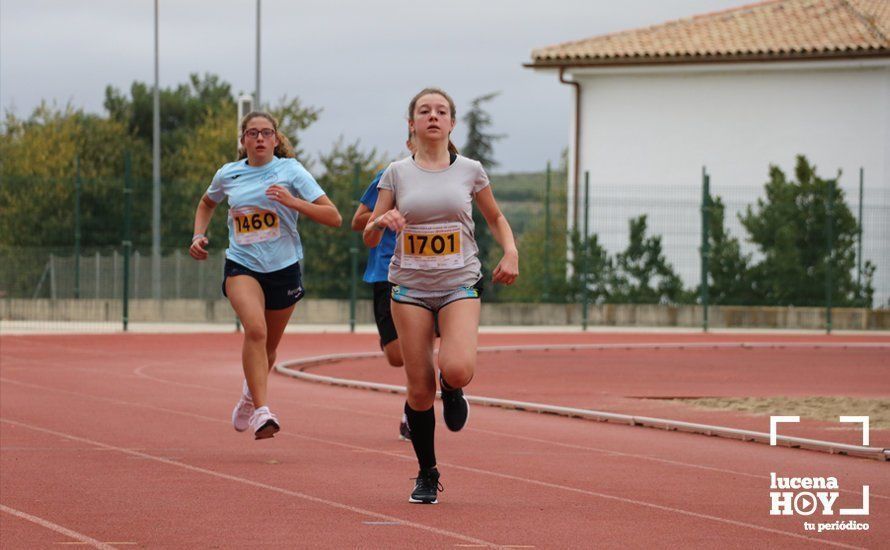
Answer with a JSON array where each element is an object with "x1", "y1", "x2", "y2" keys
[{"x1": 222, "y1": 259, "x2": 305, "y2": 310}]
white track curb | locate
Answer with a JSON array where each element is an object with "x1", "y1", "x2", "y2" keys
[{"x1": 275, "y1": 342, "x2": 890, "y2": 461}]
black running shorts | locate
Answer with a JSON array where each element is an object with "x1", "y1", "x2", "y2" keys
[
  {"x1": 222, "y1": 259, "x2": 305, "y2": 310},
  {"x1": 372, "y1": 281, "x2": 399, "y2": 347}
]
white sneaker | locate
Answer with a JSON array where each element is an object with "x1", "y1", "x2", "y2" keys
[
  {"x1": 250, "y1": 406, "x2": 280, "y2": 440},
  {"x1": 231, "y1": 381, "x2": 254, "y2": 432}
]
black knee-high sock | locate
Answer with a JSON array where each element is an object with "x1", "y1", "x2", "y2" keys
[{"x1": 404, "y1": 402, "x2": 436, "y2": 470}]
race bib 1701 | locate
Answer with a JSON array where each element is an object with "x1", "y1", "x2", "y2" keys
[
  {"x1": 231, "y1": 207, "x2": 280, "y2": 245},
  {"x1": 400, "y1": 222, "x2": 463, "y2": 270}
]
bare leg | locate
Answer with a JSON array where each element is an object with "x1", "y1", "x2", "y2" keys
[
  {"x1": 391, "y1": 303, "x2": 437, "y2": 410},
  {"x1": 382, "y1": 338, "x2": 404, "y2": 367},
  {"x1": 264, "y1": 304, "x2": 296, "y2": 372},
  {"x1": 225, "y1": 276, "x2": 270, "y2": 408},
  {"x1": 392, "y1": 301, "x2": 439, "y2": 474},
  {"x1": 437, "y1": 299, "x2": 480, "y2": 390}
]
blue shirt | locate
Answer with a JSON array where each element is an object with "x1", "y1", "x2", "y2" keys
[
  {"x1": 206, "y1": 157, "x2": 325, "y2": 273},
  {"x1": 360, "y1": 170, "x2": 397, "y2": 283}
]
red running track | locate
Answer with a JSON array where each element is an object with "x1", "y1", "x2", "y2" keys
[{"x1": 1, "y1": 332, "x2": 888, "y2": 549}]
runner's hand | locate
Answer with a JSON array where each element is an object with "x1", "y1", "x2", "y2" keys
[
  {"x1": 265, "y1": 185, "x2": 293, "y2": 207},
  {"x1": 492, "y1": 250, "x2": 519, "y2": 285},
  {"x1": 189, "y1": 235, "x2": 210, "y2": 260},
  {"x1": 374, "y1": 209, "x2": 406, "y2": 232}
]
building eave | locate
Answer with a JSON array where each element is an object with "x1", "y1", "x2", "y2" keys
[{"x1": 524, "y1": 48, "x2": 890, "y2": 70}]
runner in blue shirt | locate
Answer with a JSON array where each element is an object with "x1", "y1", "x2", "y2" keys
[
  {"x1": 189, "y1": 111, "x2": 341, "y2": 440},
  {"x1": 350, "y1": 135, "x2": 415, "y2": 441}
]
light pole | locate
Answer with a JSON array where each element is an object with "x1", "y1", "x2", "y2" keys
[
  {"x1": 152, "y1": 0, "x2": 162, "y2": 299},
  {"x1": 255, "y1": 0, "x2": 261, "y2": 109}
]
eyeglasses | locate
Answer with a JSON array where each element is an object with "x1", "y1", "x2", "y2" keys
[{"x1": 243, "y1": 128, "x2": 276, "y2": 139}]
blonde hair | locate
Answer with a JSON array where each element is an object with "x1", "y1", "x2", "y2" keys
[
  {"x1": 408, "y1": 87, "x2": 459, "y2": 156},
  {"x1": 237, "y1": 111, "x2": 295, "y2": 160}
]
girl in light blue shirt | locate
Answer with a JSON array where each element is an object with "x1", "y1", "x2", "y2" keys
[{"x1": 190, "y1": 111, "x2": 342, "y2": 440}]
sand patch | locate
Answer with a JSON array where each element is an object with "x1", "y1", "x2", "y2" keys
[{"x1": 674, "y1": 396, "x2": 890, "y2": 430}]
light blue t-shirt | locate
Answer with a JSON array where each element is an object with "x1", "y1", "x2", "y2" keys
[
  {"x1": 360, "y1": 170, "x2": 397, "y2": 283},
  {"x1": 206, "y1": 156, "x2": 325, "y2": 273}
]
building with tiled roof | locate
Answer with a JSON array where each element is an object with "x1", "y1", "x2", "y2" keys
[
  {"x1": 526, "y1": 0, "x2": 889, "y2": 305},
  {"x1": 529, "y1": 0, "x2": 890, "y2": 67}
]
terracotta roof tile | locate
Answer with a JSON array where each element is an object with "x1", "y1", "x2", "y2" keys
[{"x1": 529, "y1": 0, "x2": 890, "y2": 66}]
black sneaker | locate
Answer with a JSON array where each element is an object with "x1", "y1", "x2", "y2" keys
[
  {"x1": 409, "y1": 468, "x2": 443, "y2": 504},
  {"x1": 440, "y1": 374, "x2": 469, "y2": 432},
  {"x1": 399, "y1": 419, "x2": 411, "y2": 441}
]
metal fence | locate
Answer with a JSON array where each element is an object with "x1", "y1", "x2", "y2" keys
[{"x1": 2, "y1": 165, "x2": 888, "y2": 331}]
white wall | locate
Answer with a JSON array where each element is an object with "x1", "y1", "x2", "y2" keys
[{"x1": 567, "y1": 61, "x2": 890, "y2": 305}]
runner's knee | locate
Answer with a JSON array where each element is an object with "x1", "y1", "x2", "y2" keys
[
  {"x1": 383, "y1": 341, "x2": 404, "y2": 367},
  {"x1": 438, "y1": 355, "x2": 474, "y2": 388},
  {"x1": 243, "y1": 323, "x2": 267, "y2": 344}
]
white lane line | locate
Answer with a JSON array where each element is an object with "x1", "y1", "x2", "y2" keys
[
  {"x1": 3, "y1": 376, "x2": 886, "y2": 504},
  {"x1": 1, "y1": 379, "x2": 876, "y2": 548},
  {"x1": 0, "y1": 504, "x2": 117, "y2": 550},
  {"x1": 129, "y1": 364, "x2": 890, "y2": 498},
  {"x1": 0, "y1": 419, "x2": 504, "y2": 549}
]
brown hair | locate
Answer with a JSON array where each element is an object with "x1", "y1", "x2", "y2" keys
[
  {"x1": 408, "y1": 87, "x2": 459, "y2": 156},
  {"x1": 237, "y1": 111, "x2": 295, "y2": 160}
]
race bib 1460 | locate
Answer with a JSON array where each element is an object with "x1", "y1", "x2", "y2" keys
[{"x1": 231, "y1": 207, "x2": 280, "y2": 245}]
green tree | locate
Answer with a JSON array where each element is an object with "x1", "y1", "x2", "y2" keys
[
  {"x1": 163, "y1": 109, "x2": 234, "y2": 249},
  {"x1": 0, "y1": 103, "x2": 147, "y2": 248},
  {"x1": 702, "y1": 195, "x2": 756, "y2": 305},
  {"x1": 494, "y1": 168, "x2": 572, "y2": 303},
  {"x1": 569, "y1": 230, "x2": 613, "y2": 304},
  {"x1": 268, "y1": 96, "x2": 322, "y2": 164},
  {"x1": 104, "y1": 74, "x2": 320, "y2": 180},
  {"x1": 461, "y1": 92, "x2": 505, "y2": 298},
  {"x1": 609, "y1": 215, "x2": 688, "y2": 304},
  {"x1": 104, "y1": 73, "x2": 233, "y2": 147},
  {"x1": 461, "y1": 92, "x2": 503, "y2": 168},
  {"x1": 299, "y1": 138, "x2": 382, "y2": 298},
  {"x1": 740, "y1": 155, "x2": 873, "y2": 307},
  {"x1": 0, "y1": 103, "x2": 148, "y2": 297}
]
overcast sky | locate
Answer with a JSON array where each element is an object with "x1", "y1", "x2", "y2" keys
[{"x1": 1, "y1": 0, "x2": 743, "y2": 173}]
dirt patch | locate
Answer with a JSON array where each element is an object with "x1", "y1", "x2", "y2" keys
[{"x1": 674, "y1": 396, "x2": 890, "y2": 430}]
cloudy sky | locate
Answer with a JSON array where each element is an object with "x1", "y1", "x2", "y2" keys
[{"x1": 1, "y1": 0, "x2": 743, "y2": 173}]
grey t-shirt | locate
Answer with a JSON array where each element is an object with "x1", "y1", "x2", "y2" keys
[{"x1": 377, "y1": 155, "x2": 490, "y2": 291}]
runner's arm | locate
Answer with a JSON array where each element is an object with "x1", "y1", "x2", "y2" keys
[
  {"x1": 475, "y1": 186, "x2": 519, "y2": 284},
  {"x1": 351, "y1": 203, "x2": 372, "y2": 232},
  {"x1": 190, "y1": 194, "x2": 218, "y2": 260}
]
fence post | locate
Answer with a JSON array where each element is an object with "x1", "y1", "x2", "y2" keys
[
  {"x1": 113, "y1": 251, "x2": 119, "y2": 299},
  {"x1": 543, "y1": 161, "x2": 552, "y2": 303},
  {"x1": 123, "y1": 152, "x2": 133, "y2": 331},
  {"x1": 49, "y1": 254, "x2": 57, "y2": 299},
  {"x1": 175, "y1": 250, "x2": 182, "y2": 299},
  {"x1": 349, "y1": 163, "x2": 360, "y2": 333},
  {"x1": 581, "y1": 171, "x2": 590, "y2": 331},
  {"x1": 857, "y1": 167, "x2": 864, "y2": 306},
  {"x1": 74, "y1": 155, "x2": 82, "y2": 299},
  {"x1": 95, "y1": 251, "x2": 101, "y2": 298},
  {"x1": 134, "y1": 251, "x2": 141, "y2": 300},
  {"x1": 198, "y1": 257, "x2": 205, "y2": 299},
  {"x1": 825, "y1": 179, "x2": 834, "y2": 334},
  {"x1": 700, "y1": 167, "x2": 710, "y2": 332}
]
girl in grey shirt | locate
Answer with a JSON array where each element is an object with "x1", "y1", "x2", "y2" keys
[{"x1": 363, "y1": 87, "x2": 519, "y2": 504}]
